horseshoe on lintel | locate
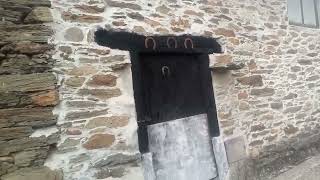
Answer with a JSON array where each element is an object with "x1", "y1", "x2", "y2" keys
[
  {"x1": 184, "y1": 37, "x2": 194, "y2": 49},
  {"x1": 145, "y1": 37, "x2": 156, "y2": 50}
]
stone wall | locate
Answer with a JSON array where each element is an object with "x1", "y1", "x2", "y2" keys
[
  {"x1": 0, "y1": 0, "x2": 61, "y2": 179},
  {"x1": 43, "y1": 0, "x2": 320, "y2": 179}
]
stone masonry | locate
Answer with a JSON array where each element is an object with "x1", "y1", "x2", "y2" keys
[
  {"x1": 47, "y1": 0, "x2": 320, "y2": 179},
  {"x1": 1, "y1": 0, "x2": 320, "y2": 179},
  {"x1": 0, "y1": 0, "x2": 61, "y2": 179}
]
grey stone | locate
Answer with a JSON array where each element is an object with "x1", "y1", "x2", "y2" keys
[
  {"x1": 284, "y1": 106, "x2": 302, "y2": 114},
  {"x1": 297, "y1": 59, "x2": 312, "y2": 65},
  {"x1": 58, "y1": 138, "x2": 80, "y2": 149},
  {"x1": 270, "y1": 102, "x2": 283, "y2": 109},
  {"x1": 237, "y1": 75, "x2": 263, "y2": 87},
  {"x1": 0, "y1": 137, "x2": 49, "y2": 156},
  {"x1": 1, "y1": 167, "x2": 63, "y2": 180},
  {"x1": 24, "y1": 7, "x2": 52, "y2": 23},
  {"x1": 0, "y1": 54, "x2": 53, "y2": 75},
  {"x1": 105, "y1": 0, "x2": 142, "y2": 10},
  {"x1": 69, "y1": 153, "x2": 90, "y2": 164},
  {"x1": 0, "y1": 25, "x2": 52, "y2": 43},
  {"x1": 0, "y1": 0, "x2": 51, "y2": 8},
  {"x1": 251, "y1": 88, "x2": 275, "y2": 97},
  {"x1": 93, "y1": 153, "x2": 140, "y2": 168},
  {"x1": 65, "y1": 109, "x2": 108, "y2": 121},
  {"x1": 64, "y1": 27, "x2": 84, "y2": 42},
  {"x1": 0, "y1": 127, "x2": 33, "y2": 141},
  {"x1": 225, "y1": 136, "x2": 247, "y2": 163},
  {"x1": 0, "y1": 8, "x2": 26, "y2": 24},
  {"x1": 306, "y1": 75, "x2": 319, "y2": 81},
  {"x1": 283, "y1": 93, "x2": 298, "y2": 100},
  {"x1": 127, "y1": 12, "x2": 144, "y2": 20},
  {"x1": 100, "y1": 55, "x2": 125, "y2": 63},
  {"x1": 0, "y1": 73, "x2": 56, "y2": 92},
  {"x1": 13, "y1": 150, "x2": 47, "y2": 167}
]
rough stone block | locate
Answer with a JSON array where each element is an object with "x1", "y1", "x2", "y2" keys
[
  {"x1": 0, "y1": 108, "x2": 57, "y2": 129},
  {"x1": 0, "y1": 25, "x2": 52, "y2": 43},
  {"x1": 1, "y1": 167, "x2": 63, "y2": 180},
  {"x1": 62, "y1": 12, "x2": 103, "y2": 23},
  {"x1": 0, "y1": 73, "x2": 56, "y2": 92},
  {"x1": 24, "y1": 7, "x2": 53, "y2": 23},
  {"x1": 64, "y1": 27, "x2": 84, "y2": 42},
  {"x1": 251, "y1": 88, "x2": 275, "y2": 97},
  {"x1": 82, "y1": 133, "x2": 115, "y2": 150},
  {"x1": 224, "y1": 136, "x2": 247, "y2": 163},
  {"x1": 0, "y1": 0, "x2": 51, "y2": 8}
]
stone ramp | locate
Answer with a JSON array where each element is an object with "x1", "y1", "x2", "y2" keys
[{"x1": 272, "y1": 154, "x2": 320, "y2": 180}]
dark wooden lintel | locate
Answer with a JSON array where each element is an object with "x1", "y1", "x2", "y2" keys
[{"x1": 94, "y1": 29, "x2": 222, "y2": 54}]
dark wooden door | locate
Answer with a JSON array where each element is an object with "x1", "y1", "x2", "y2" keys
[{"x1": 140, "y1": 53, "x2": 206, "y2": 125}]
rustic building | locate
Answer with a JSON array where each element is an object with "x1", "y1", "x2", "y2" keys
[{"x1": 0, "y1": 0, "x2": 320, "y2": 180}]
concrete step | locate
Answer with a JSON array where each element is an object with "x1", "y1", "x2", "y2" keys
[{"x1": 272, "y1": 154, "x2": 320, "y2": 180}]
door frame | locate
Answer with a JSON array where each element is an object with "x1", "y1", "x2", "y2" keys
[
  {"x1": 131, "y1": 51, "x2": 220, "y2": 153},
  {"x1": 94, "y1": 29, "x2": 222, "y2": 153}
]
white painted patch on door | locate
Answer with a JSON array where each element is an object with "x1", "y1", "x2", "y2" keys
[{"x1": 146, "y1": 114, "x2": 218, "y2": 180}]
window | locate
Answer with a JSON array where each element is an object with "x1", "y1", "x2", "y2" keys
[{"x1": 288, "y1": 0, "x2": 320, "y2": 28}]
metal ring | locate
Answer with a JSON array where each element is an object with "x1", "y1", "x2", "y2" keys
[
  {"x1": 167, "y1": 37, "x2": 178, "y2": 48},
  {"x1": 145, "y1": 37, "x2": 156, "y2": 50},
  {"x1": 162, "y1": 66, "x2": 170, "y2": 77},
  {"x1": 184, "y1": 38, "x2": 194, "y2": 49}
]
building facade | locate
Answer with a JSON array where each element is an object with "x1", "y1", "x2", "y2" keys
[{"x1": 0, "y1": 0, "x2": 320, "y2": 179}]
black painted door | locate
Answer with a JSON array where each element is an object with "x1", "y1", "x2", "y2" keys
[{"x1": 140, "y1": 53, "x2": 206, "y2": 125}]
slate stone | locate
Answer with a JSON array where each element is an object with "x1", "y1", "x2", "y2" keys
[
  {"x1": 0, "y1": 90, "x2": 58, "y2": 108},
  {"x1": 0, "y1": 0, "x2": 51, "y2": 8},
  {"x1": 0, "y1": 73, "x2": 56, "y2": 92},
  {"x1": 100, "y1": 55, "x2": 125, "y2": 63},
  {"x1": 127, "y1": 12, "x2": 144, "y2": 20},
  {"x1": 0, "y1": 8, "x2": 26, "y2": 24},
  {"x1": 65, "y1": 109, "x2": 108, "y2": 121},
  {"x1": 251, "y1": 88, "x2": 275, "y2": 97},
  {"x1": 0, "y1": 137, "x2": 48, "y2": 156},
  {"x1": 0, "y1": 127, "x2": 33, "y2": 141},
  {"x1": 1, "y1": 167, "x2": 63, "y2": 180},
  {"x1": 62, "y1": 12, "x2": 103, "y2": 23},
  {"x1": 0, "y1": 108, "x2": 57, "y2": 128},
  {"x1": 0, "y1": 25, "x2": 52, "y2": 43},
  {"x1": 105, "y1": 0, "x2": 142, "y2": 10},
  {"x1": 77, "y1": 88, "x2": 121, "y2": 100},
  {"x1": 0, "y1": 42, "x2": 53, "y2": 55},
  {"x1": 13, "y1": 149, "x2": 48, "y2": 167},
  {"x1": 93, "y1": 153, "x2": 141, "y2": 167},
  {"x1": 24, "y1": 7, "x2": 52, "y2": 23}
]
